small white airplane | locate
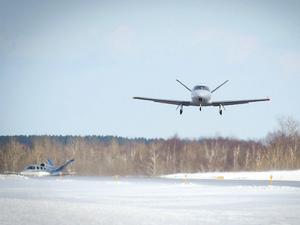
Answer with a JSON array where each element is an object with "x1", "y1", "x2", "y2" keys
[
  {"x1": 133, "y1": 79, "x2": 270, "y2": 115},
  {"x1": 20, "y1": 159, "x2": 74, "y2": 176}
]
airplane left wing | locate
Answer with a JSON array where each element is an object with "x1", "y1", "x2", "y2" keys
[
  {"x1": 210, "y1": 98, "x2": 270, "y2": 106},
  {"x1": 133, "y1": 97, "x2": 192, "y2": 106}
]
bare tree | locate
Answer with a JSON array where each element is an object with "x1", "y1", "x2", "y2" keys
[{"x1": 0, "y1": 118, "x2": 299, "y2": 175}]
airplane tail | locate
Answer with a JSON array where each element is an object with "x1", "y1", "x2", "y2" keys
[
  {"x1": 47, "y1": 159, "x2": 54, "y2": 166},
  {"x1": 55, "y1": 159, "x2": 75, "y2": 172}
]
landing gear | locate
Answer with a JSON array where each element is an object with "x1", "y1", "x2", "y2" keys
[
  {"x1": 179, "y1": 105, "x2": 183, "y2": 115},
  {"x1": 219, "y1": 104, "x2": 224, "y2": 115},
  {"x1": 199, "y1": 104, "x2": 202, "y2": 111}
]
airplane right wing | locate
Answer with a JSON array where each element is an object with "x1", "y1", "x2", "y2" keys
[
  {"x1": 55, "y1": 159, "x2": 75, "y2": 172},
  {"x1": 133, "y1": 97, "x2": 192, "y2": 106},
  {"x1": 210, "y1": 98, "x2": 270, "y2": 106}
]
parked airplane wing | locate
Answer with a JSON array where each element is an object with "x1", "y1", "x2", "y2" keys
[
  {"x1": 133, "y1": 97, "x2": 192, "y2": 106},
  {"x1": 55, "y1": 159, "x2": 75, "y2": 172},
  {"x1": 210, "y1": 98, "x2": 270, "y2": 106}
]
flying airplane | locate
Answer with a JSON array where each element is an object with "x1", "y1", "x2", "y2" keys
[
  {"x1": 133, "y1": 80, "x2": 270, "y2": 115},
  {"x1": 20, "y1": 159, "x2": 75, "y2": 176}
]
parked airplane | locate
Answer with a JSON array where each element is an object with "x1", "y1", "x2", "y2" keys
[
  {"x1": 133, "y1": 80, "x2": 270, "y2": 115},
  {"x1": 20, "y1": 159, "x2": 75, "y2": 176}
]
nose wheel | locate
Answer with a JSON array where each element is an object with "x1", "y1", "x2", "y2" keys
[{"x1": 178, "y1": 104, "x2": 183, "y2": 115}]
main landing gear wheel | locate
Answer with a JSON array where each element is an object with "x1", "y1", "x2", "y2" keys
[
  {"x1": 219, "y1": 104, "x2": 223, "y2": 115},
  {"x1": 179, "y1": 105, "x2": 183, "y2": 115}
]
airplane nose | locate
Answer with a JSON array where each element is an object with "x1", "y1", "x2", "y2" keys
[{"x1": 198, "y1": 90, "x2": 211, "y2": 101}]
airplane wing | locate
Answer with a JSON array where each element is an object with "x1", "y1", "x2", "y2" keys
[
  {"x1": 133, "y1": 97, "x2": 192, "y2": 106},
  {"x1": 210, "y1": 98, "x2": 270, "y2": 106}
]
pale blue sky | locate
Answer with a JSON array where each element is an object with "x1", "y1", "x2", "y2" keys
[{"x1": 0, "y1": 0, "x2": 300, "y2": 139}]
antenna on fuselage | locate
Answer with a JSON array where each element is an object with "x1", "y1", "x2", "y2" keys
[
  {"x1": 176, "y1": 79, "x2": 191, "y2": 92},
  {"x1": 211, "y1": 80, "x2": 229, "y2": 93}
]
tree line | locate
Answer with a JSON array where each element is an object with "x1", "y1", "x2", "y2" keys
[{"x1": 0, "y1": 117, "x2": 299, "y2": 176}]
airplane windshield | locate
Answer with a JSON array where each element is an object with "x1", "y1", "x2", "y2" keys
[
  {"x1": 194, "y1": 86, "x2": 210, "y2": 91},
  {"x1": 27, "y1": 166, "x2": 35, "y2": 170}
]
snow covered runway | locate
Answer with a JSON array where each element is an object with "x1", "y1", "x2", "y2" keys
[{"x1": 0, "y1": 175, "x2": 300, "y2": 225}]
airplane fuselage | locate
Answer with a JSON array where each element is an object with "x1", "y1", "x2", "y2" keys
[
  {"x1": 20, "y1": 163, "x2": 57, "y2": 176},
  {"x1": 191, "y1": 85, "x2": 211, "y2": 105}
]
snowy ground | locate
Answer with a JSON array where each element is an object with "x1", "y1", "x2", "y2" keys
[
  {"x1": 0, "y1": 175, "x2": 300, "y2": 225},
  {"x1": 163, "y1": 170, "x2": 300, "y2": 181}
]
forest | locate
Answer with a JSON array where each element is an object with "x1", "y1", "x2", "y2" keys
[{"x1": 0, "y1": 117, "x2": 299, "y2": 176}]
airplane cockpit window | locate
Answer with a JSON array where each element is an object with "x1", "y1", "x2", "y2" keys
[
  {"x1": 194, "y1": 86, "x2": 210, "y2": 91},
  {"x1": 27, "y1": 166, "x2": 35, "y2": 170}
]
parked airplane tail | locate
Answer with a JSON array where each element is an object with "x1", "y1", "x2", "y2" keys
[{"x1": 47, "y1": 159, "x2": 54, "y2": 166}]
